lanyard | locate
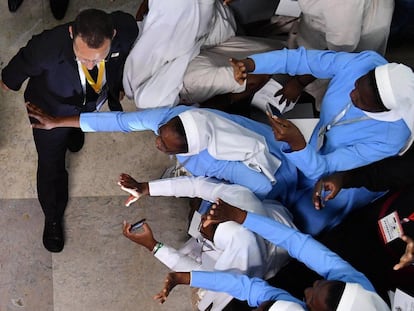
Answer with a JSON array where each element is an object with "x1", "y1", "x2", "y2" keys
[
  {"x1": 76, "y1": 60, "x2": 107, "y2": 105},
  {"x1": 317, "y1": 102, "x2": 370, "y2": 151},
  {"x1": 81, "y1": 60, "x2": 105, "y2": 93},
  {"x1": 326, "y1": 102, "x2": 370, "y2": 131}
]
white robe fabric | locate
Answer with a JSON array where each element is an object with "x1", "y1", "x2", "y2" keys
[
  {"x1": 288, "y1": 0, "x2": 394, "y2": 110},
  {"x1": 295, "y1": 0, "x2": 394, "y2": 55},
  {"x1": 367, "y1": 63, "x2": 414, "y2": 154},
  {"x1": 177, "y1": 109, "x2": 282, "y2": 184},
  {"x1": 181, "y1": 36, "x2": 286, "y2": 104},
  {"x1": 122, "y1": 0, "x2": 235, "y2": 109},
  {"x1": 149, "y1": 177, "x2": 295, "y2": 311}
]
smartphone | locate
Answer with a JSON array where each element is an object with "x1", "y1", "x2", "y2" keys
[
  {"x1": 266, "y1": 102, "x2": 282, "y2": 118},
  {"x1": 130, "y1": 218, "x2": 146, "y2": 233},
  {"x1": 318, "y1": 186, "x2": 326, "y2": 208}
]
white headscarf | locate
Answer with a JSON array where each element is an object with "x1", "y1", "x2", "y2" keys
[
  {"x1": 364, "y1": 63, "x2": 414, "y2": 154},
  {"x1": 337, "y1": 283, "x2": 390, "y2": 311},
  {"x1": 269, "y1": 300, "x2": 304, "y2": 311},
  {"x1": 177, "y1": 109, "x2": 281, "y2": 184}
]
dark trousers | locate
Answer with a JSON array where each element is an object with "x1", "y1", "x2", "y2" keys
[{"x1": 33, "y1": 127, "x2": 72, "y2": 222}]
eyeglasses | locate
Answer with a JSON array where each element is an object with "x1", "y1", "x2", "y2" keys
[
  {"x1": 72, "y1": 39, "x2": 111, "y2": 66},
  {"x1": 74, "y1": 56, "x2": 108, "y2": 66}
]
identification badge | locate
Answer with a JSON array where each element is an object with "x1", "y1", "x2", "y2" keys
[
  {"x1": 188, "y1": 211, "x2": 203, "y2": 240},
  {"x1": 316, "y1": 125, "x2": 326, "y2": 151},
  {"x1": 378, "y1": 211, "x2": 404, "y2": 244}
]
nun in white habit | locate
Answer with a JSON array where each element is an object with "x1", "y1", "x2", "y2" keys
[
  {"x1": 177, "y1": 109, "x2": 282, "y2": 186},
  {"x1": 122, "y1": 0, "x2": 236, "y2": 109}
]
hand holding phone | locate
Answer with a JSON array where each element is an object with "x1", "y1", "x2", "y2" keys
[
  {"x1": 266, "y1": 102, "x2": 282, "y2": 118},
  {"x1": 130, "y1": 218, "x2": 146, "y2": 233}
]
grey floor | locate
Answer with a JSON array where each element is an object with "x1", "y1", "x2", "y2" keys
[{"x1": 0, "y1": 1, "x2": 413, "y2": 310}]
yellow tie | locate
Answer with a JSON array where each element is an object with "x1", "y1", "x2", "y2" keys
[{"x1": 81, "y1": 60, "x2": 105, "y2": 94}]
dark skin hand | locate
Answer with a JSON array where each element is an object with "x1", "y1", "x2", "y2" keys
[
  {"x1": 393, "y1": 235, "x2": 414, "y2": 270},
  {"x1": 230, "y1": 57, "x2": 256, "y2": 85},
  {"x1": 154, "y1": 272, "x2": 191, "y2": 304},
  {"x1": 275, "y1": 77, "x2": 303, "y2": 106},
  {"x1": 267, "y1": 113, "x2": 306, "y2": 151},
  {"x1": 199, "y1": 214, "x2": 217, "y2": 242},
  {"x1": 203, "y1": 198, "x2": 247, "y2": 228},
  {"x1": 313, "y1": 173, "x2": 414, "y2": 268},
  {"x1": 118, "y1": 173, "x2": 149, "y2": 207},
  {"x1": 275, "y1": 74, "x2": 316, "y2": 106},
  {"x1": 312, "y1": 172, "x2": 347, "y2": 210},
  {"x1": 122, "y1": 221, "x2": 157, "y2": 252},
  {"x1": 135, "y1": 0, "x2": 148, "y2": 21},
  {"x1": 26, "y1": 102, "x2": 81, "y2": 129}
]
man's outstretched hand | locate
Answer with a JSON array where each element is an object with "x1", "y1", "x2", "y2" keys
[{"x1": 118, "y1": 173, "x2": 149, "y2": 207}]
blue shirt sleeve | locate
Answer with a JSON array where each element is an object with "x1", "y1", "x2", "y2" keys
[
  {"x1": 243, "y1": 213, "x2": 375, "y2": 292},
  {"x1": 190, "y1": 271, "x2": 305, "y2": 308},
  {"x1": 79, "y1": 106, "x2": 190, "y2": 133},
  {"x1": 178, "y1": 150, "x2": 273, "y2": 199},
  {"x1": 282, "y1": 127, "x2": 408, "y2": 181},
  {"x1": 249, "y1": 48, "x2": 386, "y2": 79}
]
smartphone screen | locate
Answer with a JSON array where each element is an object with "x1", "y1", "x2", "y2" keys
[
  {"x1": 130, "y1": 218, "x2": 146, "y2": 233},
  {"x1": 266, "y1": 102, "x2": 282, "y2": 117}
]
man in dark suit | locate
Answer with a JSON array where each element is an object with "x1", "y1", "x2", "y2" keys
[{"x1": 1, "y1": 8, "x2": 138, "y2": 252}]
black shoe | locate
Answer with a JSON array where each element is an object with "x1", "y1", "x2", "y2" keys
[
  {"x1": 67, "y1": 128, "x2": 84, "y2": 152},
  {"x1": 50, "y1": 0, "x2": 69, "y2": 20},
  {"x1": 8, "y1": 0, "x2": 24, "y2": 12},
  {"x1": 43, "y1": 220, "x2": 64, "y2": 252}
]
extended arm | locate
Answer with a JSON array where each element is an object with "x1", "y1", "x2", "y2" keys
[
  {"x1": 148, "y1": 176, "x2": 266, "y2": 215},
  {"x1": 312, "y1": 147, "x2": 414, "y2": 207},
  {"x1": 153, "y1": 271, "x2": 304, "y2": 307},
  {"x1": 118, "y1": 174, "x2": 265, "y2": 215},
  {"x1": 122, "y1": 221, "x2": 202, "y2": 271},
  {"x1": 179, "y1": 152, "x2": 273, "y2": 199},
  {"x1": 325, "y1": 146, "x2": 414, "y2": 191},
  {"x1": 27, "y1": 103, "x2": 190, "y2": 133},
  {"x1": 283, "y1": 129, "x2": 407, "y2": 181},
  {"x1": 27, "y1": 103, "x2": 81, "y2": 129},
  {"x1": 205, "y1": 200, "x2": 375, "y2": 291}
]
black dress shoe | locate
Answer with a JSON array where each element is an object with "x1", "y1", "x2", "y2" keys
[
  {"x1": 67, "y1": 128, "x2": 84, "y2": 152},
  {"x1": 50, "y1": 0, "x2": 69, "y2": 20},
  {"x1": 8, "y1": 0, "x2": 24, "y2": 12},
  {"x1": 43, "y1": 220, "x2": 64, "y2": 252}
]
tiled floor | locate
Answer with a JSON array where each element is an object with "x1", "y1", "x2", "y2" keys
[
  {"x1": 0, "y1": 1, "x2": 193, "y2": 310},
  {"x1": 1, "y1": 1, "x2": 413, "y2": 310}
]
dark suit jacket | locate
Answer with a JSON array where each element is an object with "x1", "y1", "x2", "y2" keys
[{"x1": 1, "y1": 11, "x2": 138, "y2": 115}]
